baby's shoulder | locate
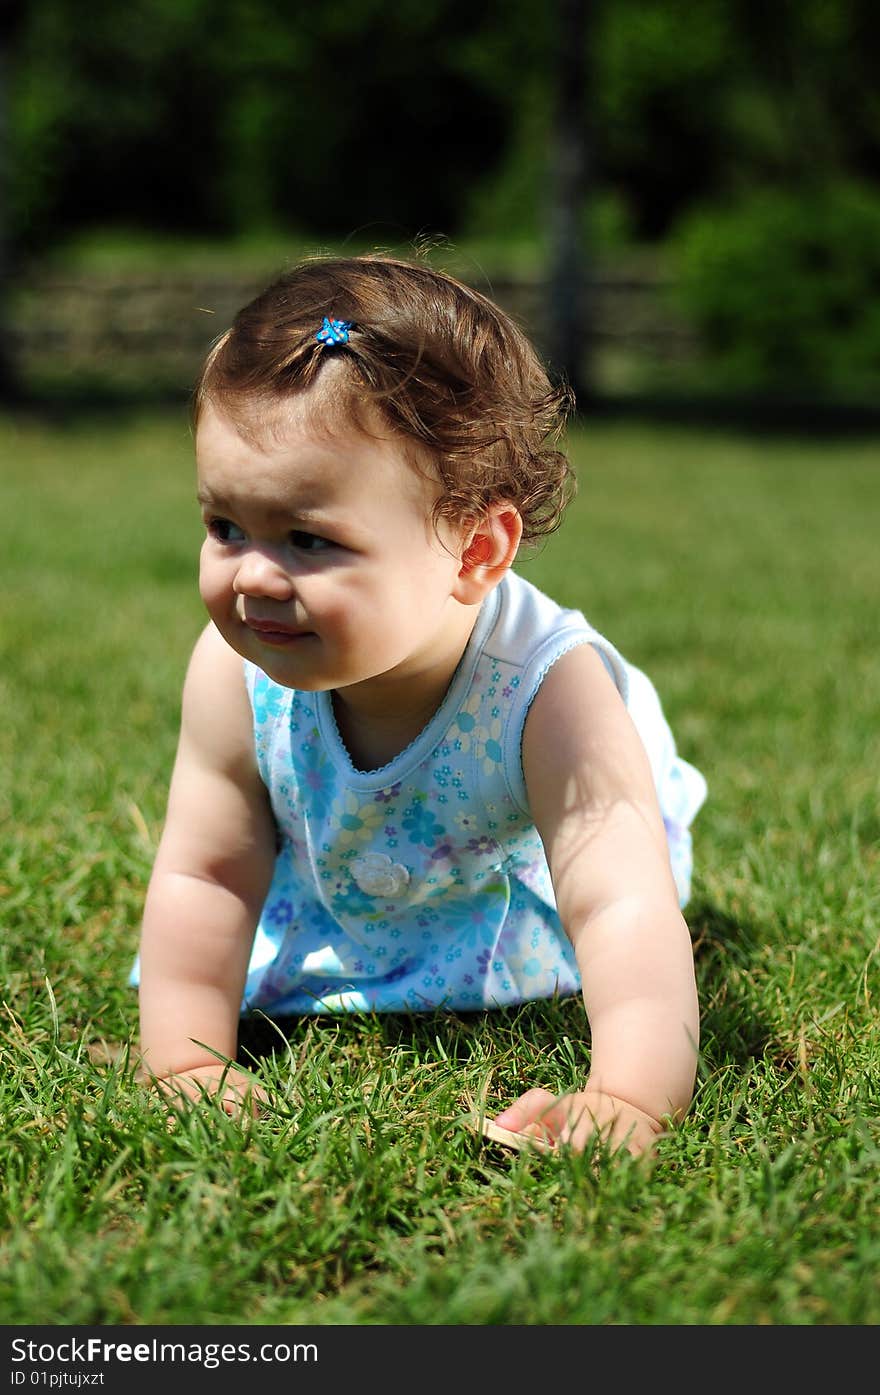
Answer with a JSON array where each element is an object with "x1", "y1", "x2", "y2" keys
[
  {"x1": 486, "y1": 572, "x2": 583, "y2": 664},
  {"x1": 185, "y1": 622, "x2": 249, "y2": 694},
  {"x1": 486, "y1": 572, "x2": 627, "y2": 699},
  {"x1": 177, "y1": 624, "x2": 259, "y2": 774}
]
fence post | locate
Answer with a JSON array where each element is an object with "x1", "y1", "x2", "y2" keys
[{"x1": 547, "y1": 0, "x2": 593, "y2": 406}]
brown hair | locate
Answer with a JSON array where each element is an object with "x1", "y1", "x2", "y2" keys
[{"x1": 194, "y1": 253, "x2": 576, "y2": 543}]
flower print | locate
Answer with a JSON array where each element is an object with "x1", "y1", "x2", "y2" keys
[
  {"x1": 440, "y1": 891, "x2": 502, "y2": 948},
  {"x1": 295, "y1": 742, "x2": 337, "y2": 820},
  {"x1": 467, "y1": 835, "x2": 496, "y2": 857},
  {"x1": 495, "y1": 852, "x2": 523, "y2": 876},
  {"x1": 475, "y1": 948, "x2": 492, "y2": 976},
  {"x1": 374, "y1": 783, "x2": 401, "y2": 805},
  {"x1": 474, "y1": 714, "x2": 504, "y2": 776},
  {"x1": 454, "y1": 810, "x2": 480, "y2": 835},
  {"x1": 401, "y1": 797, "x2": 445, "y2": 848},
  {"x1": 265, "y1": 898, "x2": 294, "y2": 927},
  {"x1": 255, "y1": 963, "x2": 295, "y2": 1003},
  {"x1": 330, "y1": 877, "x2": 381, "y2": 920},
  {"x1": 410, "y1": 858, "x2": 460, "y2": 904},
  {"x1": 449, "y1": 690, "x2": 483, "y2": 753},
  {"x1": 330, "y1": 789, "x2": 387, "y2": 846},
  {"x1": 251, "y1": 673, "x2": 287, "y2": 725}
]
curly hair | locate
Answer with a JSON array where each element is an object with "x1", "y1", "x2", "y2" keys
[{"x1": 193, "y1": 253, "x2": 576, "y2": 544}]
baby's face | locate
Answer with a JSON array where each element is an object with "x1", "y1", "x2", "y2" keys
[{"x1": 195, "y1": 397, "x2": 469, "y2": 695}]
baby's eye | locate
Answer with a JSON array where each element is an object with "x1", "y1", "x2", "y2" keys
[
  {"x1": 207, "y1": 517, "x2": 246, "y2": 543},
  {"x1": 290, "y1": 530, "x2": 334, "y2": 553}
]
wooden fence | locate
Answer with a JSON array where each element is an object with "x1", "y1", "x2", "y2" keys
[{"x1": 9, "y1": 260, "x2": 698, "y2": 396}]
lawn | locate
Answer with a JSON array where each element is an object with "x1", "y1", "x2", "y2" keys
[{"x1": 1, "y1": 405, "x2": 878, "y2": 1326}]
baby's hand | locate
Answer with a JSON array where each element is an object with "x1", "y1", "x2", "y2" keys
[
  {"x1": 149, "y1": 1064, "x2": 266, "y2": 1117},
  {"x1": 493, "y1": 1087, "x2": 666, "y2": 1159}
]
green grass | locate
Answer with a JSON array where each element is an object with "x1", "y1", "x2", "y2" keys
[{"x1": 1, "y1": 408, "x2": 879, "y2": 1325}]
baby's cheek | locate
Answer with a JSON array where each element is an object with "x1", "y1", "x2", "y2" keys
[
  {"x1": 198, "y1": 567, "x2": 220, "y2": 610},
  {"x1": 314, "y1": 586, "x2": 367, "y2": 635},
  {"x1": 198, "y1": 564, "x2": 234, "y2": 624}
]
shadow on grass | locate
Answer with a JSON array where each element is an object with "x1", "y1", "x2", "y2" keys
[
  {"x1": 236, "y1": 996, "x2": 584, "y2": 1069},
  {"x1": 235, "y1": 897, "x2": 775, "y2": 1085},
  {"x1": 687, "y1": 897, "x2": 777, "y2": 1069}
]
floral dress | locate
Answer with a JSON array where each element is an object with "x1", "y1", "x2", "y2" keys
[{"x1": 235, "y1": 571, "x2": 707, "y2": 1017}]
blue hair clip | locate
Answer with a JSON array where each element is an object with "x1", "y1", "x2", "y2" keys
[{"x1": 315, "y1": 316, "x2": 353, "y2": 347}]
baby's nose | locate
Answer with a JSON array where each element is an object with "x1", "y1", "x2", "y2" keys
[{"x1": 232, "y1": 549, "x2": 295, "y2": 599}]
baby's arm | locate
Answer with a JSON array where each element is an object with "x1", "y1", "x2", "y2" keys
[
  {"x1": 136, "y1": 622, "x2": 277, "y2": 1109},
  {"x1": 496, "y1": 643, "x2": 699, "y2": 1157}
]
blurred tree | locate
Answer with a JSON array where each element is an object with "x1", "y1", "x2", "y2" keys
[
  {"x1": 5, "y1": 0, "x2": 880, "y2": 256},
  {"x1": 7, "y1": 0, "x2": 510, "y2": 250},
  {"x1": 594, "y1": 0, "x2": 739, "y2": 238},
  {"x1": 672, "y1": 180, "x2": 880, "y2": 398},
  {"x1": 594, "y1": 0, "x2": 880, "y2": 237},
  {"x1": 731, "y1": 0, "x2": 880, "y2": 191},
  {"x1": 546, "y1": 0, "x2": 591, "y2": 401},
  {"x1": 463, "y1": 0, "x2": 880, "y2": 245},
  {"x1": 0, "y1": 1, "x2": 26, "y2": 400}
]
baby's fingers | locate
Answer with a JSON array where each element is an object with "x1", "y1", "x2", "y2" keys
[
  {"x1": 153, "y1": 1068, "x2": 265, "y2": 1117},
  {"x1": 560, "y1": 1098, "x2": 662, "y2": 1159},
  {"x1": 493, "y1": 1090, "x2": 662, "y2": 1160},
  {"x1": 492, "y1": 1088, "x2": 567, "y2": 1144}
]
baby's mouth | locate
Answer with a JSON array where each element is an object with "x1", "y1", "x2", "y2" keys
[{"x1": 245, "y1": 618, "x2": 313, "y2": 644}]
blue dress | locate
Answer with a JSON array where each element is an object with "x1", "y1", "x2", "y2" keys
[{"x1": 232, "y1": 571, "x2": 708, "y2": 1016}]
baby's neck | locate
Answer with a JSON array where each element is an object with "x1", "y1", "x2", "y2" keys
[
  {"x1": 330, "y1": 692, "x2": 438, "y2": 772},
  {"x1": 330, "y1": 607, "x2": 479, "y2": 772}
]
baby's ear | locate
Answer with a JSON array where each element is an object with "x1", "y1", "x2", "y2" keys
[{"x1": 453, "y1": 503, "x2": 523, "y2": 605}]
